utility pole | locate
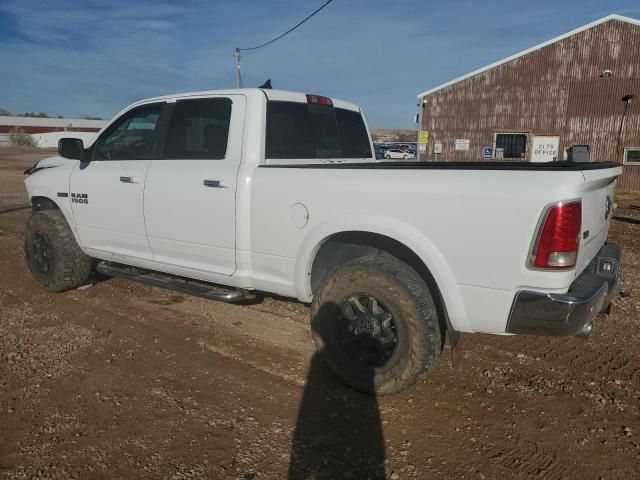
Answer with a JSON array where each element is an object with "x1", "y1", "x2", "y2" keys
[{"x1": 234, "y1": 48, "x2": 243, "y2": 88}]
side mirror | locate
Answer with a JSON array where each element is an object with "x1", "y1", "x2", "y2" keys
[{"x1": 58, "y1": 138, "x2": 86, "y2": 160}]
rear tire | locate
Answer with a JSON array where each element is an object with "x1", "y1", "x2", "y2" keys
[
  {"x1": 311, "y1": 254, "x2": 441, "y2": 395},
  {"x1": 24, "y1": 210, "x2": 93, "y2": 292}
]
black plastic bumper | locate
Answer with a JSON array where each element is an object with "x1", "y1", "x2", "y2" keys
[{"x1": 506, "y1": 243, "x2": 620, "y2": 337}]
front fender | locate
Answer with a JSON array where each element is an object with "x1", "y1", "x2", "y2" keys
[
  {"x1": 294, "y1": 214, "x2": 471, "y2": 332},
  {"x1": 25, "y1": 175, "x2": 84, "y2": 250}
]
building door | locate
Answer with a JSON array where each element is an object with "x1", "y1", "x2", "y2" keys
[{"x1": 494, "y1": 133, "x2": 527, "y2": 160}]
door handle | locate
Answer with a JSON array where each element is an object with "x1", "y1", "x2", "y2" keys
[
  {"x1": 203, "y1": 179, "x2": 228, "y2": 188},
  {"x1": 119, "y1": 176, "x2": 138, "y2": 184}
]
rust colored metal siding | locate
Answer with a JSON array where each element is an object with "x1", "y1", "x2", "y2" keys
[{"x1": 420, "y1": 19, "x2": 640, "y2": 191}]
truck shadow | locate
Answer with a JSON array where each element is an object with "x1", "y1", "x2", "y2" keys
[
  {"x1": 289, "y1": 303, "x2": 386, "y2": 480},
  {"x1": 613, "y1": 215, "x2": 640, "y2": 225}
]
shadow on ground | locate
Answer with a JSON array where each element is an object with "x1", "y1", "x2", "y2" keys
[
  {"x1": 289, "y1": 354, "x2": 386, "y2": 480},
  {"x1": 289, "y1": 302, "x2": 386, "y2": 480}
]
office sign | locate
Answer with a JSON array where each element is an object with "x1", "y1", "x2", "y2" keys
[{"x1": 531, "y1": 136, "x2": 560, "y2": 162}]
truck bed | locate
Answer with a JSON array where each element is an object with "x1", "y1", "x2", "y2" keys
[{"x1": 261, "y1": 161, "x2": 620, "y2": 171}]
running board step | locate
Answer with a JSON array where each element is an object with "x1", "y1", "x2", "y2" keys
[{"x1": 96, "y1": 262, "x2": 245, "y2": 303}]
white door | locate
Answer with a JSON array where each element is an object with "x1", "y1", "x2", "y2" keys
[
  {"x1": 530, "y1": 136, "x2": 560, "y2": 162},
  {"x1": 70, "y1": 103, "x2": 165, "y2": 260},
  {"x1": 144, "y1": 95, "x2": 246, "y2": 276}
]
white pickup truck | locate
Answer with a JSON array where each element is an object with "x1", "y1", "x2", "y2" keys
[{"x1": 23, "y1": 88, "x2": 621, "y2": 394}]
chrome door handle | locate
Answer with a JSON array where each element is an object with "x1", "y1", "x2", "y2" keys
[
  {"x1": 203, "y1": 179, "x2": 228, "y2": 188},
  {"x1": 119, "y1": 176, "x2": 137, "y2": 183}
]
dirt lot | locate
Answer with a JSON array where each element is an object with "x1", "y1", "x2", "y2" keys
[{"x1": 1, "y1": 146, "x2": 640, "y2": 479}]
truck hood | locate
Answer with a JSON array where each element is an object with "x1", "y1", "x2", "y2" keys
[{"x1": 24, "y1": 155, "x2": 68, "y2": 175}]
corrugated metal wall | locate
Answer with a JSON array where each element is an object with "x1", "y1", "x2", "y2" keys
[{"x1": 420, "y1": 19, "x2": 640, "y2": 191}]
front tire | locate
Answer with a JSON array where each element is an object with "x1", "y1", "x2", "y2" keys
[
  {"x1": 24, "y1": 210, "x2": 93, "y2": 292},
  {"x1": 311, "y1": 254, "x2": 441, "y2": 395}
]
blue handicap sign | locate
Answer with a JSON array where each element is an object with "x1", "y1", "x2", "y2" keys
[{"x1": 483, "y1": 147, "x2": 493, "y2": 159}]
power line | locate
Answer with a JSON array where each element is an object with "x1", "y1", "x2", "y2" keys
[{"x1": 237, "y1": 0, "x2": 335, "y2": 52}]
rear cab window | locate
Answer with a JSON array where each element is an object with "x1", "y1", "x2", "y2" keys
[{"x1": 265, "y1": 96, "x2": 372, "y2": 163}]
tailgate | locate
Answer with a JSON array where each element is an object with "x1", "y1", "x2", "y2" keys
[{"x1": 576, "y1": 166, "x2": 622, "y2": 276}]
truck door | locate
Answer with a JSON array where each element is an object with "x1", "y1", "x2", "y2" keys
[
  {"x1": 143, "y1": 95, "x2": 246, "y2": 276},
  {"x1": 69, "y1": 103, "x2": 165, "y2": 261}
]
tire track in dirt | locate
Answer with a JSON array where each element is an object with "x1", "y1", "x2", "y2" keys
[
  {"x1": 486, "y1": 438, "x2": 570, "y2": 480},
  {"x1": 477, "y1": 330, "x2": 640, "y2": 387}
]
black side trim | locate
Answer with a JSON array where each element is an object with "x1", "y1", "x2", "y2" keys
[
  {"x1": 24, "y1": 165, "x2": 56, "y2": 175},
  {"x1": 259, "y1": 161, "x2": 620, "y2": 171}
]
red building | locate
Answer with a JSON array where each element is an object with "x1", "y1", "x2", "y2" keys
[{"x1": 0, "y1": 115, "x2": 106, "y2": 146}]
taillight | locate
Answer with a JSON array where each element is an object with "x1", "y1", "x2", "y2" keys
[
  {"x1": 530, "y1": 201, "x2": 582, "y2": 269},
  {"x1": 306, "y1": 94, "x2": 333, "y2": 106}
]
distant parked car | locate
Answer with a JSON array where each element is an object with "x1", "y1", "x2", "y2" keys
[
  {"x1": 385, "y1": 149, "x2": 415, "y2": 160},
  {"x1": 374, "y1": 146, "x2": 385, "y2": 160}
]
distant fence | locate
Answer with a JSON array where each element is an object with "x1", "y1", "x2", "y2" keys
[
  {"x1": 0, "y1": 131, "x2": 99, "y2": 148},
  {"x1": 31, "y1": 131, "x2": 98, "y2": 148}
]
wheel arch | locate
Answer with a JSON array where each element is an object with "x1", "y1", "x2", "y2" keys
[
  {"x1": 28, "y1": 192, "x2": 84, "y2": 249},
  {"x1": 31, "y1": 195, "x2": 61, "y2": 212},
  {"x1": 295, "y1": 219, "x2": 471, "y2": 332}
]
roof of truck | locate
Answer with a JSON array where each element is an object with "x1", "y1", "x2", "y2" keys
[{"x1": 131, "y1": 88, "x2": 361, "y2": 112}]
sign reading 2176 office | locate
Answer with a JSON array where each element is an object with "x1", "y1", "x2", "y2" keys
[{"x1": 531, "y1": 136, "x2": 560, "y2": 163}]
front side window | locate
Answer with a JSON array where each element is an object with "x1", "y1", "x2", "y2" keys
[
  {"x1": 95, "y1": 104, "x2": 162, "y2": 160},
  {"x1": 265, "y1": 101, "x2": 372, "y2": 160},
  {"x1": 164, "y1": 98, "x2": 232, "y2": 160}
]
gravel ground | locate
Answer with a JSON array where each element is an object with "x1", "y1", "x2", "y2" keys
[{"x1": 1, "y1": 146, "x2": 640, "y2": 479}]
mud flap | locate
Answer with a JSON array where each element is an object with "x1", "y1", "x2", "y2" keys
[{"x1": 447, "y1": 328, "x2": 463, "y2": 371}]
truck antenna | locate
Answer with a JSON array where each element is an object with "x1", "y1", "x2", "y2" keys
[{"x1": 234, "y1": 48, "x2": 243, "y2": 88}]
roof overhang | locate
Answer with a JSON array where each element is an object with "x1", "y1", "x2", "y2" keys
[{"x1": 417, "y1": 14, "x2": 640, "y2": 99}]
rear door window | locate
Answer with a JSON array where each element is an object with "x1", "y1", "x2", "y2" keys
[
  {"x1": 164, "y1": 98, "x2": 232, "y2": 160},
  {"x1": 265, "y1": 101, "x2": 371, "y2": 160}
]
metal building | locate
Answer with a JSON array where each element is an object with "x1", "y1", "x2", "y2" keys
[{"x1": 417, "y1": 14, "x2": 640, "y2": 191}]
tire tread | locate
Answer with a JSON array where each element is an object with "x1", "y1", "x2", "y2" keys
[
  {"x1": 311, "y1": 253, "x2": 441, "y2": 395},
  {"x1": 24, "y1": 210, "x2": 92, "y2": 292}
]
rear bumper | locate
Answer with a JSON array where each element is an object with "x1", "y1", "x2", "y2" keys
[{"x1": 506, "y1": 243, "x2": 620, "y2": 337}]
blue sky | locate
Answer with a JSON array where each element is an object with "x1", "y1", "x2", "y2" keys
[{"x1": 1, "y1": 0, "x2": 640, "y2": 128}]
